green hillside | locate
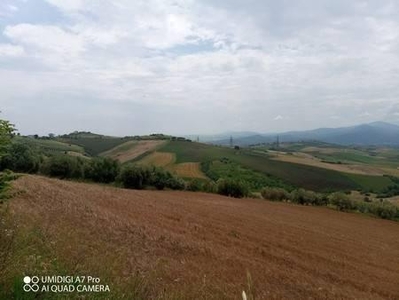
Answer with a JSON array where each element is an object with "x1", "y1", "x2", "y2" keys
[
  {"x1": 14, "y1": 136, "x2": 85, "y2": 155},
  {"x1": 160, "y1": 141, "x2": 393, "y2": 192}
]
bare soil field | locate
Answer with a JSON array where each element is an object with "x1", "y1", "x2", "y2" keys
[
  {"x1": 101, "y1": 140, "x2": 166, "y2": 163},
  {"x1": 4, "y1": 175, "x2": 399, "y2": 299},
  {"x1": 173, "y1": 162, "x2": 207, "y2": 179},
  {"x1": 138, "y1": 151, "x2": 175, "y2": 167}
]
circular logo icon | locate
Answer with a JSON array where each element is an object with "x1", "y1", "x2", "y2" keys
[
  {"x1": 31, "y1": 276, "x2": 39, "y2": 284},
  {"x1": 23, "y1": 276, "x2": 40, "y2": 292}
]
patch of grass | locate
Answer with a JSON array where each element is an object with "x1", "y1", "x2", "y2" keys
[
  {"x1": 345, "y1": 174, "x2": 393, "y2": 193},
  {"x1": 203, "y1": 159, "x2": 290, "y2": 191},
  {"x1": 15, "y1": 137, "x2": 84, "y2": 155},
  {"x1": 59, "y1": 137, "x2": 131, "y2": 156}
]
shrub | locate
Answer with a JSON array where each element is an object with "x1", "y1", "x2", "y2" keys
[
  {"x1": 0, "y1": 170, "x2": 19, "y2": 200},
  {"x1": 217, "y1": 179, "x2": 249, "y2": 198},
  {"x1": 0, "y1": 143, "x2": 41, "y2": 173},
  {"x1": 260, "y1": 187, "x2": 289, "y2": 201},
  {"x1": 328, "y1": 192, "x2": 354, "y2": 211},
  {"x1": 202, "y1": 181, "x2": 217, "y2": 193},
  {"x1": 41, "y1": 155, "x2": 85, "y2": 179},
  {"x1": 118, "y1": 165, "x2": 148, "y2": 189},
  {"x1": 85, "y1": 157, "x2": 119, "y2": 183},
  {"x1": 186, "y1": 179, "x2": 204, "y2": 192},
  {"x1": 118, "y1": 165, "x2": 184, "y2": 190},
  {"x1": 290, "y1": 189, "x2": 320, "y2": 205},
  {"x1": 367, "y1": 202, "x2": 398, "y2": 220},
  {"x1": 164, "y1": 176, "x2": 185, "y2": 191}
]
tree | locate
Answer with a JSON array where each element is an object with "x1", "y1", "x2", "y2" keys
[
  {"x1": 0, "y1": 118, "x2": 15, "y2": 157},
  {"x1": 0, "y1": 143, "x2": 40, "y2": 173}
]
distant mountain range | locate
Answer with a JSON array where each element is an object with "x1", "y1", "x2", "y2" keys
[{"x1": 205, "y1": 122, "x2": 399, "y2": 146}]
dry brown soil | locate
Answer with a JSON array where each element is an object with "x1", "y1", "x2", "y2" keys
[{"x1": 8, "y1": 175, "x2": 399, "y2": 299}]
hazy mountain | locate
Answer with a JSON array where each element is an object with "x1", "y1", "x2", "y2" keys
[
  {"x1": 210, "y1": 122, "x2": 399, "y2": 146},
  {"x1": 185, "y1": 131, "x2": 260, "y2": 142}
]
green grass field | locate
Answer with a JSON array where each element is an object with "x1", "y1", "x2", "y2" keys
[
  {"x1": 204, "y1": 159, "x2": 290, "y2": 191},
  {"x1": 59, "y1": 137, "x2": 131, "y2": 156},
  {"x1": 15, "y1": 137, "x2": 85, "y2": 154},
  {"x1": 345, "y1": 174, "x2": 394, "y2": 193}
]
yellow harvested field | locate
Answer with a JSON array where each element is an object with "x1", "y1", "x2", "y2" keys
[
  {"x1": 173, "y1": 162, "x2": 207, "y2": 179},
  {"x1": 102, "y1": 140, "x2": 166, "y2": 163},
  {"x1": 6, "y1": 175, "x2": 399, "y2": 299},
  {"x1": 139, "y1": 152, "x2": 175, "y2": 167},
  {"x1": 271, "y1": 153, "x2": 384, "y2": 175}
]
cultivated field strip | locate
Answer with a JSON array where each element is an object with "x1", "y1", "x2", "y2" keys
[
  {"x1": 102, "y1": 140, "x2": 166, "y2": 163},
  {"x1": 8, "y1": 175, "x2": 399, "y2": 299},
  {"x1": 138, "y1": 151, "x2": 175, "y2": 167},
  {"x1": 173, "y1": 162, "x2": 207, "y2": 179}
]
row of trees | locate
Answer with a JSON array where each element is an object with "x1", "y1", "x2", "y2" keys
[
  {"x1": 260, "y1": 187, "x2": 399, "y2": 220},
  {"x1": 0, "y1": 141, "x2": 185, "y2": 190}
]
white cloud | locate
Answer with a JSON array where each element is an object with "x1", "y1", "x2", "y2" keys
[
  {"x1": 0, "y1": 44, "x2": 25, "y2": 57},
  {"x1": 4, "y1": 24, "x2": 85, "y2": 55},
  {"x1": 2, "y1": 0, "x2": 399, "y2": 135},
  {"x1": 7, "y1": 5, "x2": 19, "y2": 12},
  {"x1": 45, "y1": 0, "x2": 84, "y2": 12}
]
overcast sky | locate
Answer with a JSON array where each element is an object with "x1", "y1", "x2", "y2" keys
[{"x1": 1, "y1": 0, "x2": 399, "y2": 136}]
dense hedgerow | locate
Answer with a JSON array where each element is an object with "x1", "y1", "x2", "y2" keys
[
  {"x1": 217, "y1": 179, "x2": 249, "y2": 198},
  {"x1": 118, "y1": 165, "x2": 185, "y2": 190},
  {"x1": 328, "y1": 192, "x2": 355, "y2": 211},
  {"x1": 84, "y1": 157, "x2": 120, "y2": 183},
  {"x1": 0, "y1": 143, "x2": 41, "y2": 174},
  {"x1": 260, "y1": 187, "x2": 290, "y2": 201},
  {"x1": 40, "y1": 155, "x2": 86, "y2": 179}
]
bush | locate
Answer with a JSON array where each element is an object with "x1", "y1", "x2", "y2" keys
[
  {"x1": 118, "y1": 165, "x2": 148, "y2": 189},
  {"x1": 290, "y1": 189, "x2": 320, "y2": 205},
  {"x1": 203, "y1": 181, "x2": 217, "y2": 193},
  {"x1": 217, "y1": 179, "x2": 249, "y2": 198},
  {"x1": 0, "y1": 170, "x2": 19, "y2": 200},
  {"x1": 328, "y1": 192, "x2": 354, "y2": 211},
  {"x1": 84, "y1": 157, "x2": 119, "y2": 183},
  {"x1": 260, "y1": 187, "x2": 289, "y2": 201},
  {"x1": 41, "y1": 155, "x2": 85, "y2": 179},
  {"x1": 186, "y1": 179, "x2": 204, "y2": 192},
  {"x1": 0, "y1": 143, "x2": 41, "y2": 173},
  {"x1": 118, "y1": 165, "x2": 184, "y2": 190},
  {"x1": 367, "y1": 202, "x2": 398, "y2": 220}
]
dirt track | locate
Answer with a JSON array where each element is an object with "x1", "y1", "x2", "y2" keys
[{"x1": 9, "y1": 176, "x2": 399, "y2": 299}]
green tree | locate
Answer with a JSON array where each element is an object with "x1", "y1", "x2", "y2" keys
[
  {"x1": 0, "y1": 118, "x2": 15, "y2": 156},
  {"x1": 0, "y1": 143, "x2": 40, "y2": 173}
]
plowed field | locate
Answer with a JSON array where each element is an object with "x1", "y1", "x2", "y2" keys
[{"x1": 3, "y1": 175, "x2": 399, "y2": 299}]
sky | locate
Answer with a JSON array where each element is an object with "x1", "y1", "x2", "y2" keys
[{"x1": 1, "y1": 0, "x2": 399, "y2": 136}]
